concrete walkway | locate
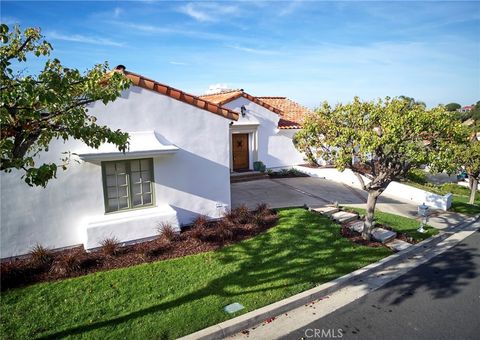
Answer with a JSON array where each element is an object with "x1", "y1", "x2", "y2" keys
[{"x1": 231, "y1": 177, "x2": 468, "y2": 230}]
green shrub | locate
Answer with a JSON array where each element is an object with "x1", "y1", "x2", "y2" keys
[
  {"x1": 439, "y1": 183, "x2": 471, "y2": 196},
  {"x1": 406, "y1": 168, "x2": 428, "y2": 184}
]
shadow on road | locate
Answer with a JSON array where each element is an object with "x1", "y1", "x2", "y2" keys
[{"x1": 377, "y1": 232, "x2": 479, "y2": 305}]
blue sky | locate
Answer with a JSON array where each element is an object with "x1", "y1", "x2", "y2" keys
[{"x1": 1, "y1": 0, "x2": 479, "y2": 108}]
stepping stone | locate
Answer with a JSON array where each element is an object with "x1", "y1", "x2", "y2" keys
[
  {"x1": 385, "y1": 239, "x2": 412, "y2": 252},
  {"x1": 371, "y1": 227, "x2": 397, "y2": 244},
  {"x1": 348, "y1": 220, "x2": 365, "y2": 233},
  {"x1": 331, "y1": 211, "x2": 358, "y2": 223},
  {"x1": 309, "y1": 206, "x2": 339, "y2": 216}
]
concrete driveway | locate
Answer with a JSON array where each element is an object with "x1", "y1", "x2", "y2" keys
[
  {"x1": 231, "y1": 177, "x2": 366, "y2": 209},
  {"x1": 231, "y1": 177, "x2": 468, "y2": 230}
]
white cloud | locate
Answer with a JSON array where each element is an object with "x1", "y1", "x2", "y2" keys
[
  {"x1": 113, "y1": 7, "x2": 123, "y2": 18},
  {"x1": 47, "y1": 31, "x2": 124, "y2": 47},
  {"x1": 177, "y1": 2, "x2": 239, "y2": 22},
  {"x1": 205, "y1": 83, "x2": 229, "y2": 94},
  {"x1": 278, "y1": 0, "x2": 303, "y2": 17},
  {"x1": 178, "y1": 3, "x2": 212, "y2": 22},
  {"x1": 114, "y1": 21, "x2": 238, "y2": 42},
  {"x1": 226, "y1": 44, "x2": 279, "y2": 55},
  {"x1": 169, "y1": 61, "x2": 189, "y2": 66}
]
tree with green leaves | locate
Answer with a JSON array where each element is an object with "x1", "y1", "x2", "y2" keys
[
  {"x1": 464, "y1": 139, "x2": 480, "y2": 204},
  {"x1": 398, "y1": 95, "x2": 426, "y2": 109},
  {"x1": 445, "y1": 102, "x2": 461, "y2": 112},
  {"x1": 1, "y1": 24, "x2": 131, "y2": 187},
  {"x1": 295, "y1": 96, "x2": 463, "y2": 240},
  {"x1": 454, "y1": 127, "x2": 480, "y2": 204}
]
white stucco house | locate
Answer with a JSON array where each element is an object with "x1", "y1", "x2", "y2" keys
[
  {"x1": 199, "y1": 90, "x2": 312, "y2": 171},
  {"x1": 0, "y1": 66, "x2": 312, "y2": 258}
]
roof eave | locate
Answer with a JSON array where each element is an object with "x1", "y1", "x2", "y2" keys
[{"x1": 117, "y1": 68, "x2": 239, "y2": 121}]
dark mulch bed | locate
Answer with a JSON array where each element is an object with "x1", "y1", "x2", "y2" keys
[{"x1": 1, "y1": 208, "x2": 278, "y2": 291}]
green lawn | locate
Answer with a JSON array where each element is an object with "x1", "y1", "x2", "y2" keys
[
  {"x1": 345, "y1": 207, "x2": 438, "y2": 241},
  {"x1": 406, "y1": 181, "x2": 480, "y2": 215},
  {"x1": 1, "y1": 208, "x2": 394, "y2": 339}
]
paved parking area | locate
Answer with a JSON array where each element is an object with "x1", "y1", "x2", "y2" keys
[
  {"x1": 231, "y1": 177, "x2": 468, "y2": 230},
  {"x1": 231, "y1": 177, "x2": 366, "y2": 209}
]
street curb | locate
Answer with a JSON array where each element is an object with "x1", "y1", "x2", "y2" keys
[{"x1": 179, "y1": 214, "x2": 480, "y2": 340}]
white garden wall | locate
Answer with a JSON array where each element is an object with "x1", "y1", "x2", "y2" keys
[
  {"x1": 0, "y1": 86, "x2": 232, "y2": 258},
  {"x1": 295, "y1": 166, "x2": 452, "y2": 211}
]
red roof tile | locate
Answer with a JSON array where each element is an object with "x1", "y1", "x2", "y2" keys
[
  {"x1": 200, "y1": 90, "x2": 283, "y2": 115},
  {"x1": 258, "y1": 97, "x2": 313, "y2": 129},
  {"x1": 114, "y1": 66, "x2": 239, "y2": 121}
]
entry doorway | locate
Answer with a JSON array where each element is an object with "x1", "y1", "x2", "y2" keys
[{"x1": 232, "y1": 133, "x2": 249, "y2": 171}]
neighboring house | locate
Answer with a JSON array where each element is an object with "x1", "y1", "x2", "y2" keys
[
  {"x1": 0, "y1": 68, "x2": 314, "y2": 258},
  {"x1": 0, "y1": 66, "x2": 238, "y2": 258},
  {"x1": 458, "y1": 105, "x2": 474, "y2": 113},
  {"x1": 199, "y1": 91, "x2": 313, "y2": 171}
]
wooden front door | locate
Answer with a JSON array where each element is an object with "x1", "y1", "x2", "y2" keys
[{"x1": 232, "y1": 133, "x2": 249, "y2": 171}]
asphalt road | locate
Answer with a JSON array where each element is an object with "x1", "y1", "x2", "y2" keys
[{"x1": 282, "y1": 230, "x2": 480, "y2": 340}]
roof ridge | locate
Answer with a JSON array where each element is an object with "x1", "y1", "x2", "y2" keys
[
  {"x1": 198, "y1": 89, "x2": 284, "y2": 115},
  {"x1": 200, "y1": 88, "x2": 243, "y2": 97},
  {"x1": 257, "y1": 96, "x2": 287, "y2": 99},
  {"x1": 115, "y1": 66, "x2": 238, "y2": 121}
]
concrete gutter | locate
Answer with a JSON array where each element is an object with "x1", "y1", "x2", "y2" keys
[{"x1": 179, "y1": 214, "x2": 480, "y2": 340}]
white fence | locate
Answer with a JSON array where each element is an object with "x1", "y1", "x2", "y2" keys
[{"x1": 294, "y1": 166, "x2": 452, "y2": 211}]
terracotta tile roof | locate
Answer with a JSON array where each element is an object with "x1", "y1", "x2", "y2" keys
[
  {"x1": 200, "y1": 90, "x2": 283, "y2": 115},
  {"x1": 114, "y1": 66, "x2": 238, "y2": 121},
  {"x1": 198, "y1": 89, "x2": 244, "y2": 106},
  {"x1": 258, "y1": 97, "x2": 314, "y2": 129}
]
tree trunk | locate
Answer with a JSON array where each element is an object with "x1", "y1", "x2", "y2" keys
[
  {"x1": 362, "y1": 190, "x2": 381, "y2": 240},
  {"x1": 469, "y1": 177, "x2": 478, "y2": 205}
]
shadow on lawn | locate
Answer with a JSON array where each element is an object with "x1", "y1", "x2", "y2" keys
[
  {"x1": 451, "y1": 201, "x2": 480, "y2": 215},
  {"x1": 39, "y1": 211, "x2": 386, "y2": 339}
]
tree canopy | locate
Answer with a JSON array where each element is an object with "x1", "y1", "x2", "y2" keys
[
  {"x1": 461, "y1": 138, "x2": 480, "y2": 204},
  {"x1": 0, "y1": 24, "x2": 131, "y2": 186},
  {"x1": 445, "y1": 102, "x2": 461, "y2": 112},
  {"x1": 295, "y1": 96, "x2": 464, "y2": 239}
]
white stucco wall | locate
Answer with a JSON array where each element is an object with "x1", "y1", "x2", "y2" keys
[
  {"x1": 1, "y1": 86, "x2": 232, "y2": 258},
  {"x1": 224, "y1": 97, "x2": 305, "y2": 169},
  {"x1": 295, "y1": 166, "x2": 452, "y2": 211}
]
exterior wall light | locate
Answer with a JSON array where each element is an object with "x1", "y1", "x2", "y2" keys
[{"x1": 241, "y1": 105, "x2": 247, "y2": 117}]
